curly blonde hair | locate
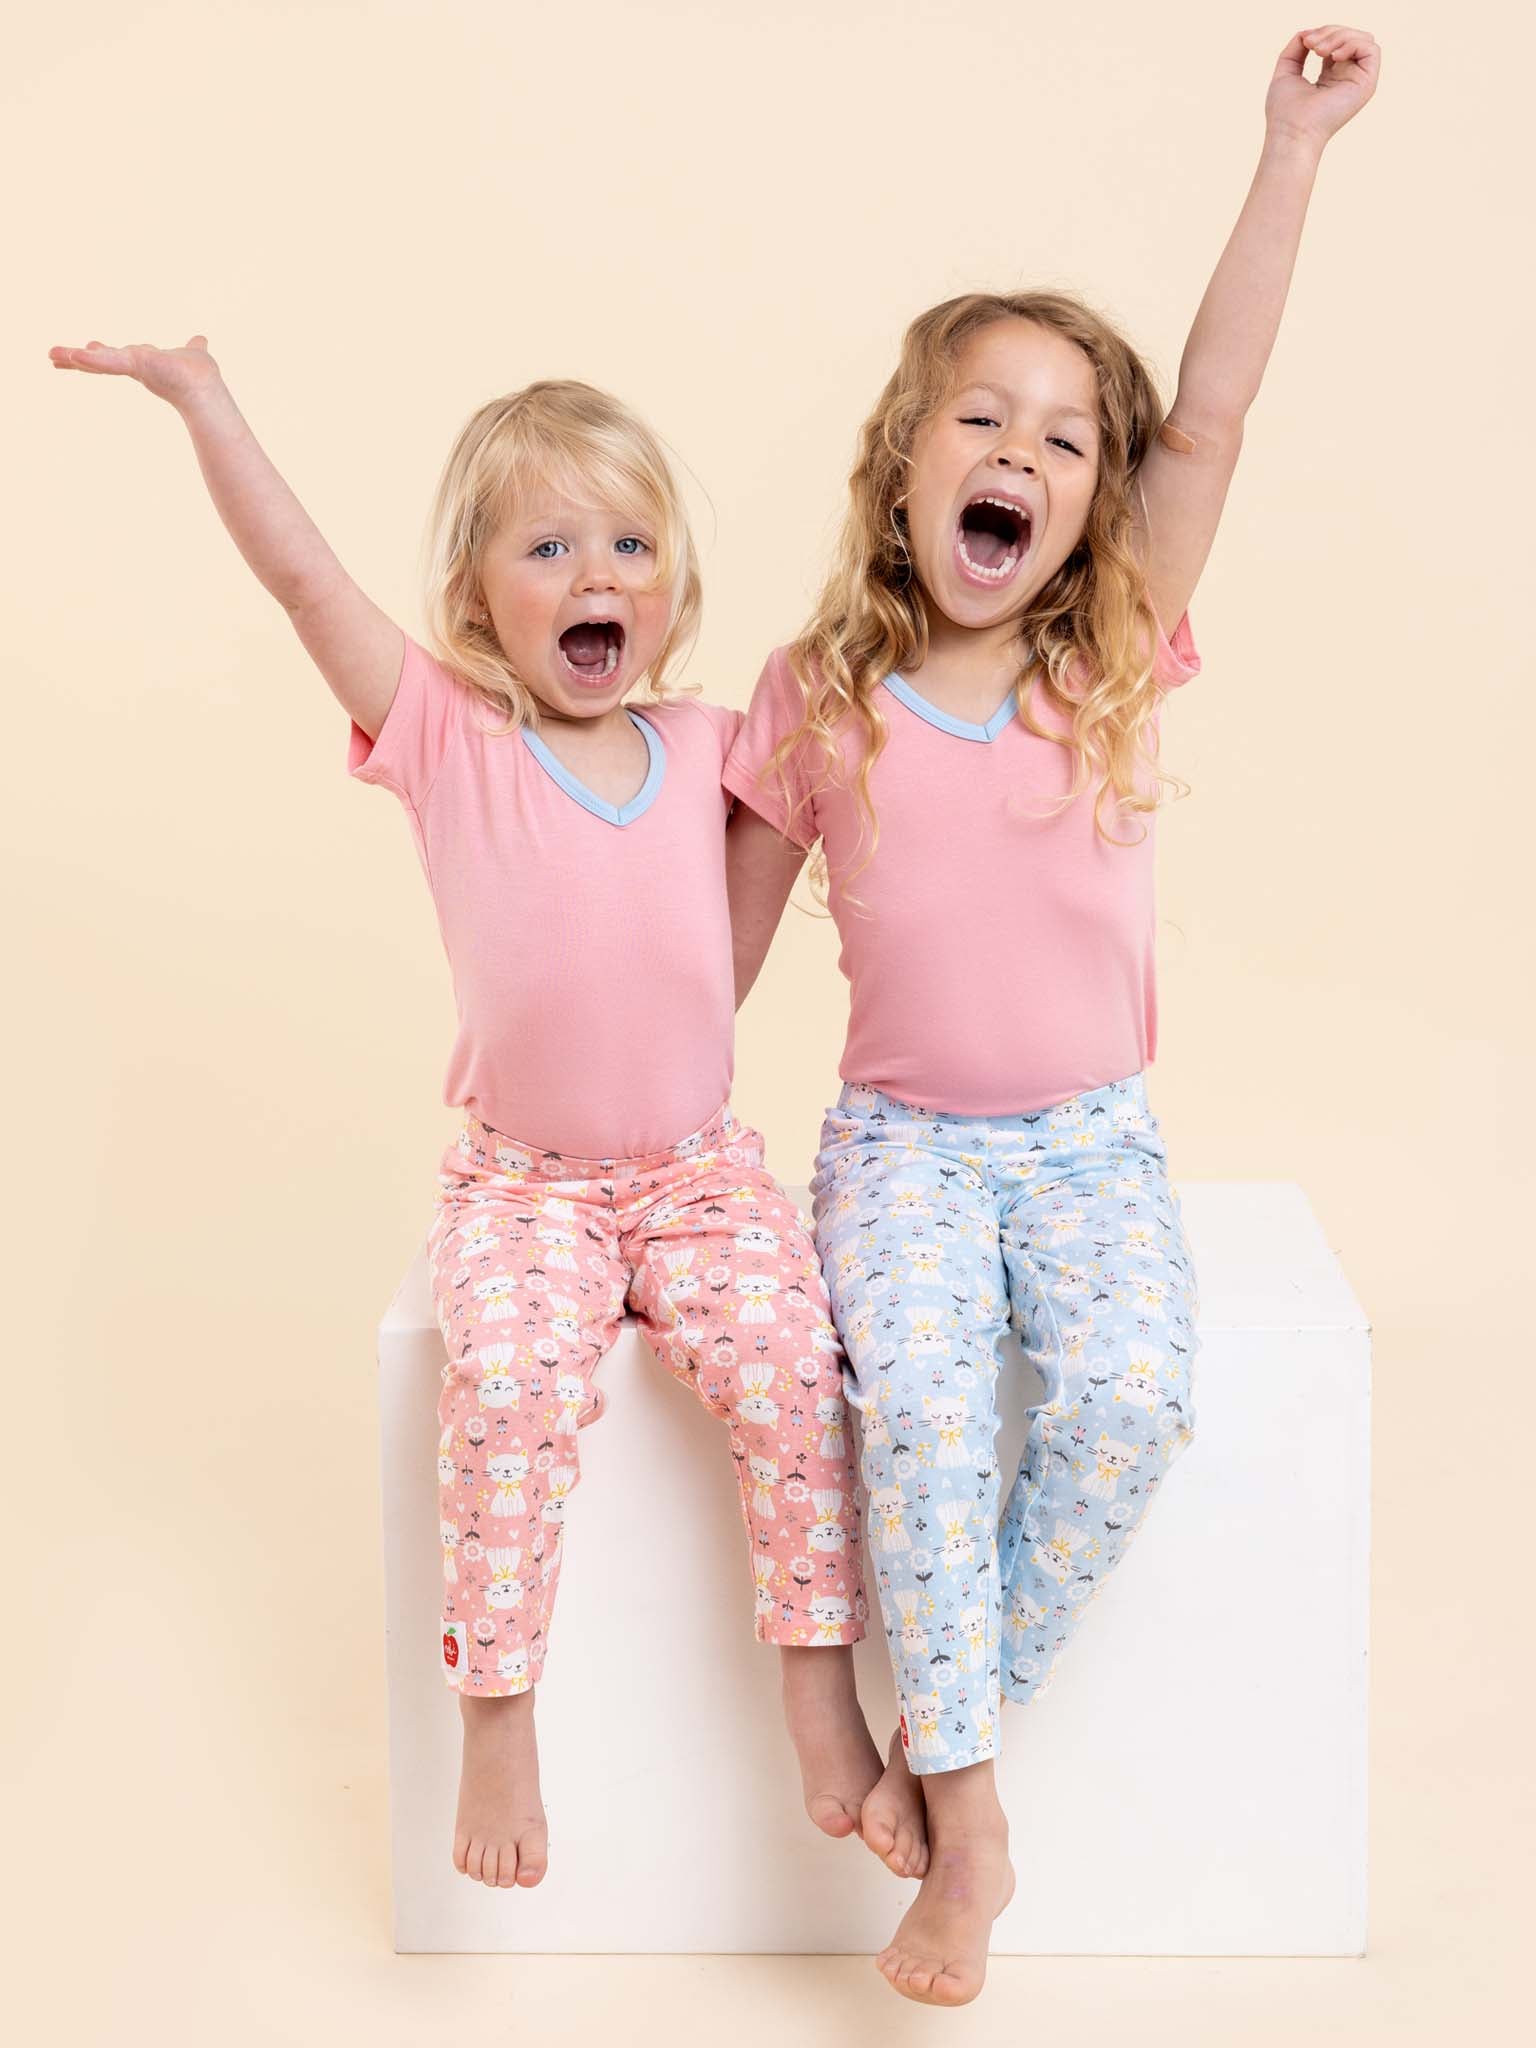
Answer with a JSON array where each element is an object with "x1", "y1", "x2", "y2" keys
[
  {"x1": 771, "y1": 290, "x2": 1187, "y2": 866},
  {"x1": 422, "y1": 379, "x2": 701, "y2": 727}
]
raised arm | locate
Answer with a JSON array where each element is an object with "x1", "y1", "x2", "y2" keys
[
  {"x1": 1136, "y1": 25, "x2": 1381, "y2": 633},
  {"x1": 726, "y1": 804, "x2": 808, "y2": 1010},
  {"x1": 48, "y1": 335, "x2": 403, "y2": 739}
]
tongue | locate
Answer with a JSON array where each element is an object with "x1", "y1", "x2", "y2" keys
[
  {"x1": 963, "y1": 521, "x2": 1012, "y2": 570},
  {"x1": 561, "y1": 624, "x2": 610, "y2": 671}
]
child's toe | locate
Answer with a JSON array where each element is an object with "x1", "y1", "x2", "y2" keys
[
  {"x1": 931, "y1": 1965, "x2": 974, "y2": 2007},
  {"x1": 515, "y1": 1827, "x2": 548, "y2": 1885},
  {"x1": 862, "y1": 1809, "x2": 896, "y2": 1856},
  {"x1": 807, "y1": 1792, "x2": 858, "y2": 1839}
]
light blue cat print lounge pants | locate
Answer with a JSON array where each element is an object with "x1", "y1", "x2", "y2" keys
[{"x1": 809, "y1": 1072, "x2": 1198, "y2": 1775}]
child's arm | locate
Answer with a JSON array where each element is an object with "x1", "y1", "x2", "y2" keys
[
  {"x1": 48, "y1": 335, "x2": 403, "y2": 740},
  {"x1": 726, "y1": 806, "x2": 807, "y2": 1009},
  {"x1": 1136, "y1": 25, "x2": 1381, "y2": 635}
]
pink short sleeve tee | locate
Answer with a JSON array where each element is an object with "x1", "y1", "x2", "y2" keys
[
  {"x1": 350, "y1": 635, "x2": 744, "y2": 1158},
  {"x1": 722, "y1": 614, "x2": 1201, "y2": 1116}
]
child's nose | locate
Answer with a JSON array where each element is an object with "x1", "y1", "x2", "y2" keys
[
  {"x1": 991, "y1": 444, "x2": 1038, "y2": 476},
  {"x1": 573, "y1": 547, "x2": 620, "y2": 592}
]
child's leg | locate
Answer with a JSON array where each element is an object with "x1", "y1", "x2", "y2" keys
[
  {"x1": 993, "y1": 1074, "x2": 1200, "y2": 1705},
  {"x1": 429, "y1": 1117, "x2": 629, "y2": 1885},
  {"x1": 812, "y1": 1098, "x2": 1009, "y2": 1776},
  {"x1": 811, "y1": 1085, "x2": 1015, "y2": 2003},
  {"x1": 623, "y1": 1108, "x2": 893, "y2": 1852}
]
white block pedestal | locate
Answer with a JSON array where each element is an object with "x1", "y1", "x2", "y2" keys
[{"x1": 377, "y1": 1182, "x2": 1368, "y2": 1955}]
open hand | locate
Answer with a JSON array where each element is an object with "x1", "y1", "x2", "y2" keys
[
  {"x1": 1268, "y1": 26, "x2": 1380, "y2": 147},
  {"x1": 47, "y1": 333, "x2": 223, "y2": 407}
]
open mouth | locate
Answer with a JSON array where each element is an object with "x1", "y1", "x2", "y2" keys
[
  {"x1": 557, "y1": 619, "x2": 625, "y2": 683},
  {"x1": 955, "y1": 495, "x2": 1032, "y2": 585}
]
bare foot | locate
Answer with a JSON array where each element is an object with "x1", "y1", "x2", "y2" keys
[
  {"x1": 453, "y1": 1691, "x2": 549, "y2": 1888},
  {"x1": 779, "y1": 1645, "x2": 885, "y2": 1847},
  {"x1": 875, "y1": 1762, "x2": 1014, "y2": 2006},
  {"x1": 859, "y1": 1729, "x2": 929, "y2": 1879}
]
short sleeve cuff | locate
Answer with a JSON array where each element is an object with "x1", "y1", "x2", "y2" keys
[
  {"x1": 1153, "y1": 608, "x2": 1202, "y2": 690},
  {"x1": 345, "y1": 632, "x2": 464, "y2": 809},
  {"x1": 723, "y1": 753, "x2": 816, "y2": 850},
  {"x1": 346, "y1": 633, "x2": 417, "y2": 788}
]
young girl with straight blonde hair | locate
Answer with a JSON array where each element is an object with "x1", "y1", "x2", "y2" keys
[
  {"x1": 725, "y1": 23, "x2": 1380, "y2": 2006},
  {"x1": 47, "y1": 344, "x2": 894, "y2": 1891}
]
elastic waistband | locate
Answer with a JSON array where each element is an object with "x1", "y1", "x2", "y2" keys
[
  {"x1": 456, "y1": 1097, "x2": 741, "y2": 1180},
  {"x1": 833, "y1": 1070, "x2": 1150, "y2": 1128}
]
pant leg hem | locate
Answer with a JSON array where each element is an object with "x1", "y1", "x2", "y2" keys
[
  {"x1": 905, "y1": 1736, "x2": 997, "y2": 1778},
  {"x1": 755, "y1": 1618, "x2": 868, "y2": 1648},
  {"x1": 440, "y1": 1639, "x2": 546, "y2": 1698},
  {"x1": 440, "y1": 1671, "x2": 538, "y2": 1699}
]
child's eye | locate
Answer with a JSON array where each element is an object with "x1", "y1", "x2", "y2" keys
[
  {"x1": 960, "y1": 415, "x2": 999, "y2": 429},
  {"x1": 531, "y1": 539, "x2": 567, "y2": 559},
  {"x1": 1049, "y1": 437, "x2": 1085, "y2": 457},
  {"x1": 614, "y1": 536, "x2": 649, "y2": 556}
]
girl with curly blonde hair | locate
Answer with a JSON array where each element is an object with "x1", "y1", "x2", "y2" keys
[{"x1": 724, "y1": 23, "x2": 1381, "y2": 2008}]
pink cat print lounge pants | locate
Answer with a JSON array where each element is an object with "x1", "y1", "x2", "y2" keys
[{"x1": 428, "y1": 1099, "x2": 869, "y2": 1695}]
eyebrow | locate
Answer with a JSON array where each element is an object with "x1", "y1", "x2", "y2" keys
[
  {"x1": 508, "y1": 507, "x2": 651, "y2": 534},
  {"x1": 953, "y1": 384, "x2": 1099, "y2": 429}
]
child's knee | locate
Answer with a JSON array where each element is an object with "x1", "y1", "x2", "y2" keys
[
  {"x1": 443, "y1": 1344, "x2": 529, "y2": 1410},
  {"x1": 1099, "y1": 1334, "x2": 1197, "y2": 1464},
  {"x1": 1160, "y1": 1355, "x2": 1198, "y2": 1458}
]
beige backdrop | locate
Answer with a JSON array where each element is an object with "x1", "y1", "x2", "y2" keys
[{"x1": 6, "y1": 2, "x2": 1529, "y2": 2042}]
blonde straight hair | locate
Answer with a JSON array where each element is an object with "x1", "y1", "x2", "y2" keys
[
  {"x1": 775, "y1": 290, "x2": 1188, "y2": 864},
  {"x1": 423, "y1": 379, "x2": 702, "y2": 727}
]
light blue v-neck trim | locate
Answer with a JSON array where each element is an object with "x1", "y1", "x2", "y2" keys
[
  {"x1": 882, "y1": 671, "x2": 1018, "y2": 743},
  {"x1": 520, "y1": 710, "x2": 666, "y2": 826}
]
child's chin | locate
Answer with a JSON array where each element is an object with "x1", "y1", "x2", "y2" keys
[{"x1": 554, "y1": 659, "x2": 626, "y2": 700}]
